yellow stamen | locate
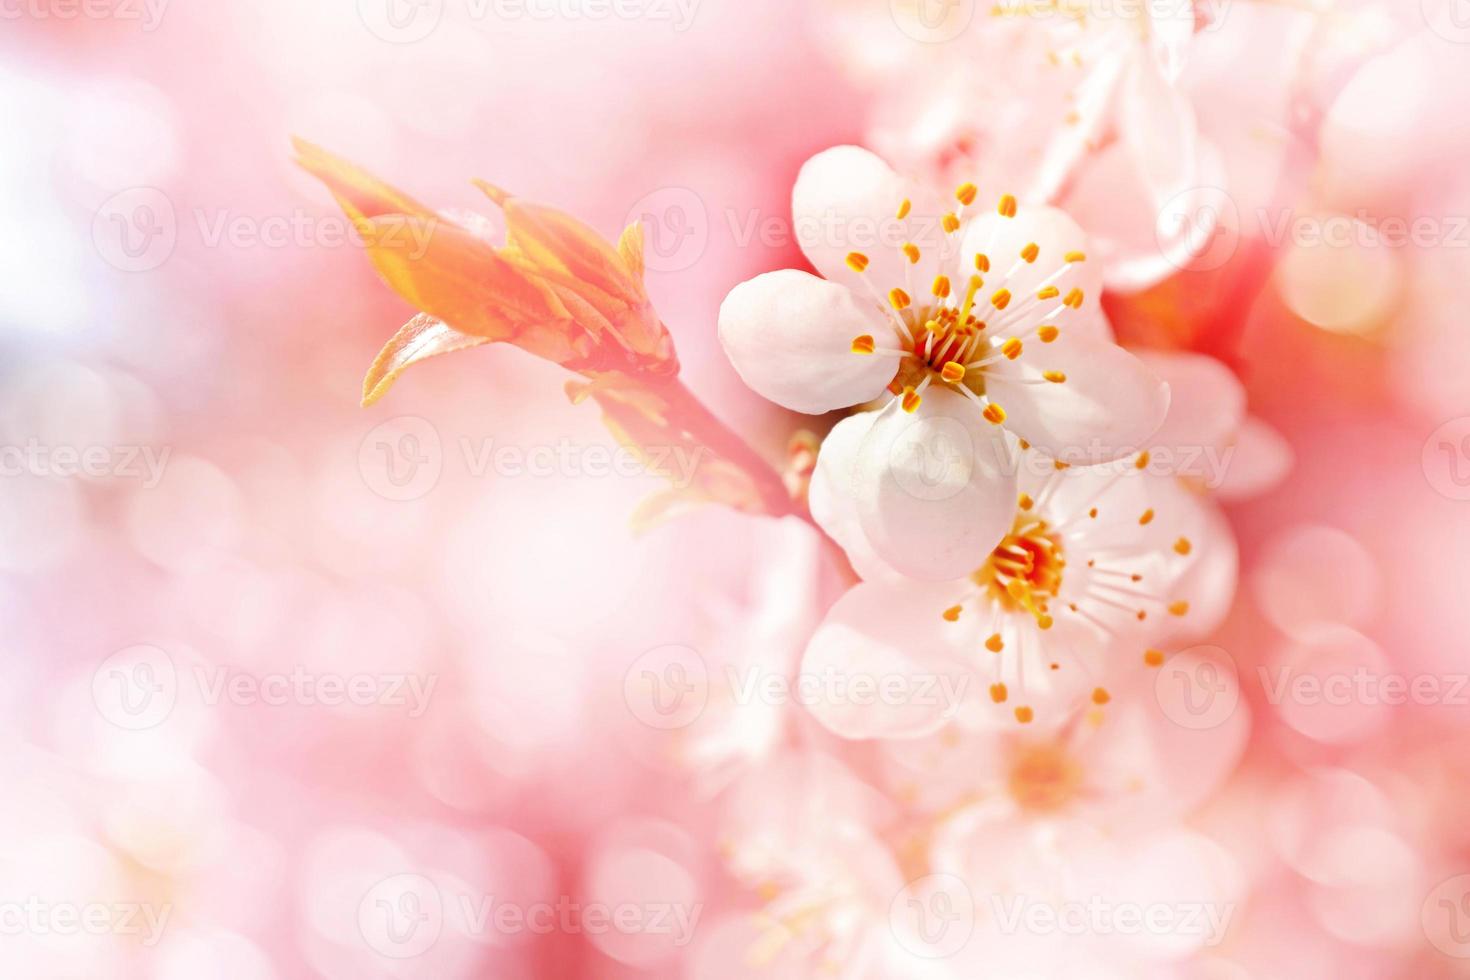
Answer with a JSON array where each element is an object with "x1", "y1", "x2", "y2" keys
[
  {"x1": 1064, "y1": 288, "x2": 1085, "y2": 309},
  {"x1": 956, "y1": 182, "x2": 978, "y2": 206},
  {"x1": 851, "y1": 334, "x2": 876, "y2": 355},
  {"x1": 1043, "y1": 370, "x2": 1066, "y2": 383},
  {"x1": 897, "y1": 198, "x2": 911, "y2": 220},
  {"x1": 1144, "y1": 649, "x2": 1165, "y2": 667},
  {"x1": 1139, "y1": 509, "x2": 1155, "y2": 525},
  {"x1": 1135, "y1": 451, "x2": 1151, "y2": 470},
  {"x1": 1001, "y1": 338, "x2": 1023, "y2": 360},
  {"x1": 1174, "y1": 537, "x2": 1193, "y2": 556},
  {"x1": 1038, "y1": 286, "x2": 1060, "y2": 301},
  {"x1": 932, "y1": 275, "x2": 952, "y2": 298},
  {"x1": 901, "y1": 385, "x2": 922, "y2": 413},
  {"x1": 998, "y1": 194, "x2": 1018, "y2": 218},
  {"x1": 991, "y1": 288, "x2": 1012, "y2": 310},
  {"x1": 1018, "y1": 493, "x2": 1034, "y2": 511},
  {"x1": 1015, "y1": 706, "x2": 1034, "y2": 723},
  {"x1": 889, "y1": 288, "x2": 911, "y2": 310},
  {"x1": 1038, "y1": 326, "x2": 1059, "y2": 343},
  {"x1": 942, "y1": 605, "x2": 962, "y2": 622},
  {"x1": 1168, "y1": 601, "x2": 1190, "y2": 616},
  {"x1": 982, "y1": 402, "x2": 1006, "y2": 425},
  {"x1": 942, "y1": 212, "x2": 961, "y2": 234},
  {"x1": 1065, "y1": 251, "x2": 1086, "y2": 263},
  {"x1": 986, "y1": 633, "x2": 1004, "y2": 653},
  {"x1": 1092, "y1": 687, "x2": 1111, "y2": 705},
  {"x1": 902, "y1": 242, "x2": 921, "y2": 264},
  {"x1": 1020, "y1": 242, "x2": 1040, "y2": 263},
  {"x1": 975, "y1": 254, "x2": 991, "y2": 273},
  {"x1": 845, "y1": 252, "x2": 869, "y2": 273},
  {"x1": 941, "y1": 362, "x2": 966, "y2": 384},
  {"x1": 990, "y1": 683, "x2": 1008, "y2": 703},
  {"x1": 1037, "y1": 614, "x2": 1054, "y2": 630}
]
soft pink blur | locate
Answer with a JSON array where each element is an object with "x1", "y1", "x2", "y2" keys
[{"x1": 3, "y1": 1, "x2": 1470, "y2": 977}]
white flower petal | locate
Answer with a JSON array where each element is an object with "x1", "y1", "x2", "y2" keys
[
  {"x1": 1137, "y1": 350, "x2": 1246, "y2": 482},
  {"x1": 809, "y1": 412, "x2": 905, "y2": 583},
  {"x1": 800, "y1": 580, "x2": 980, "y2": 740},
  {"x1": 986, "y1": 336, "x2": 1170, "y2": 464},
  {"x1": 1215, "y1": 416, "x2": 1293, "y2": 501},
  {"x1": 791, "y1": 145, "x2": 947, "y2": 295},
  {"x1": 717, "y1": 269, "x2": 898, "y2": 414},
  {"x1": 958, "y1": 205, "x2": 1102, "y2": 314},
  {"x1": 852, "y1": 387, "x2": 1018, "y2": 581}
]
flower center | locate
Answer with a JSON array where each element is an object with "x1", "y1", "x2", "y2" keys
[
  {"x1": 1006, "y1": 741, "x2": 1083, "y2": 813},
  {"x1": 972, "y1": 510, "x2": 1065, "y2": 627}
]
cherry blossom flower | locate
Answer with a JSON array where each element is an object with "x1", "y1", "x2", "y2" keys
[
  {"x1": 819, "y1": 1, "x2": 1217, "y2": 291},
  {"x1": 803, "y1": 435, "x2": 1234, "y2": 736},
  {"x1": 719, "y1": 146, "x2": 1169, "y2": 577},
  {"x1": 713, "y1": 753, "x2": 938, "y2": 978}
]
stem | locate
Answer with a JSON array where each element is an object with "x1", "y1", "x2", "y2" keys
[{"x1": 646, "y1": 375, "x2": 807, "y2": 523}]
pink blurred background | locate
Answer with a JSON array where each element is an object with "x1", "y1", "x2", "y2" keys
[{"x1": 4, "y1": 0, "x2": 1470, "y2": 976}]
